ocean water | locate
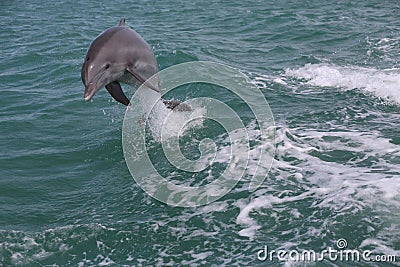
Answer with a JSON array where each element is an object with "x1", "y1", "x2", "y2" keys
[{"x1": 1, "y1": 0, "x2": 399, "y2": 266}]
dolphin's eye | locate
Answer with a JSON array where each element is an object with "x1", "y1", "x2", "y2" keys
[
  {"x1": 86, "y1": 57, "x2": 89, "y2": 61},
  {"x1": 105, "y1": 64, "x2": 110, "y2": 70}
]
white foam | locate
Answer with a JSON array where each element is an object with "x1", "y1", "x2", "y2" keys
[
  {"x1": 236, "y1": 192, "x2": 313, "y2": 238},
  {"x1": 247, "y1": 72, "x2": 288, "y2": 89},
  {"x1": 11, "y1": 252, "x2": 23, "y2": 265},
  {"x1": 95, "y1": 254, "x2": 115, "y2": 266},
  {"x1": 277, "y1": 127, "x2": 400, "y2": 204},
  {"x1": 147, "y1": 99, "x2": 206, "y2": 141},
  {"x1": 1, "y1": 223, "x2": 116, "y2": 266},
  {"x1": 366, "y1": 36, "x2": 400, "y2": 61},
  {"x1": 285, "y1": 63, "x2": 400, "y2": 104},
  {"x1": 235, "y1": 126, "x2": 400, "y2": 239},
  {"x1": 191, "y1": 251, "x2": 213, "y2": 261},
  {"x1": 360, "y1": 238, "x2": 400, "y2": 255},
  {"x1": 139, "y1": 114, "x2": 275, "y2": 206}
]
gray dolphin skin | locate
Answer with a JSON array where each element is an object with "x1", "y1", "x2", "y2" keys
[{"x1": 81, "y1": 18, "x2": 162, "y2": 106}]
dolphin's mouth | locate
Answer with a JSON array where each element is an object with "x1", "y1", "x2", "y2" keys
[
  {"x1": 84, "y1": 83, "x2": 98, "y2": 101},
  {"x1": 83, "y1": 71, "x2": 107, "y2": 101},
  {"x1": 84, "y1": 93, "x2": 93, "y2": 101}
]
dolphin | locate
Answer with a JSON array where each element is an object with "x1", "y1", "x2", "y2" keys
[{"x1": 82, "y1": 18, "x2": 183, "y2": 109}]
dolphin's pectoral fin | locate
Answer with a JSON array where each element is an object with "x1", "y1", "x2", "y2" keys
[
  {"x1": 126, "y1": 66, "x2": 160, "y2": 93},
  {"x1": 162, "y1": 100, "x2": 192, "y2": 111},
  {"x1": 119, "y1": 18, "x2": 125, "y2": 26},
  {"x1": 105, "y1": 82, "x2": 130, "y2": 106}
]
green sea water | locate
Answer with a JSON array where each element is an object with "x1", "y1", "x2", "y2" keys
[{"x1": 1, "y1": 1, "x2": 399, "y2": 266}]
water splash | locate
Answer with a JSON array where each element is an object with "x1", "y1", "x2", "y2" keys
[{"x1": 285, "y1": 63, "x2": 400, "y2": 104}]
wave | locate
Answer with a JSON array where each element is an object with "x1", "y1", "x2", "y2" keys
[
  {"x1": 0, "y1": 224, "x2": 117, "y2": 266},
  {"x1": 285, "y1": 63, "x2": 400, "y2": 104},
  {"x1": 2, "y1": 123, "x2": 399, "y2": 265},
  {"x1": 366, "y1": 36, "x2": 400, "y2": 62},
  {"x1": 235, "y1": 125, "x2": 400, "y2": 258}
]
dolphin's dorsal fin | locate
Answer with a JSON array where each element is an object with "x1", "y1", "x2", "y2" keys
[{"x1": 119, "y1": 18, "x2": 125, "y2": 26}]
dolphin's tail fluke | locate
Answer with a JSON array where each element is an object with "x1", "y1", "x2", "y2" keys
[{"x1": 162, "y1": 100, "x2": 192, "y2": 111}]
